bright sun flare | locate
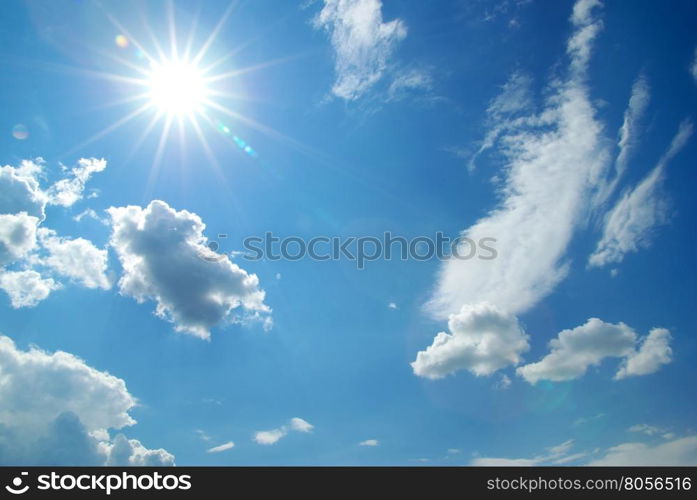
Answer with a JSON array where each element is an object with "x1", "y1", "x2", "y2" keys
[{"x1": 146, "y1": 60, "x2": 208, "y2": 115}]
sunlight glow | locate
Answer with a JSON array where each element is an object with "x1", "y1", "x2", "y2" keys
[{"x1": 147, "y1": 60, "x2": 208, "y2": 115}]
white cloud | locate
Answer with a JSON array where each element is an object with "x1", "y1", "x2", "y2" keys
[
  {"x1": 628, "y1": 424, "x2": 667, "y2": 437},
  {"x1": 107, "y1": 200, "x2": 270, "y2": 339},
  {"x1": 428, "y1": 0, "x2": 609, "y2": 319},
  {"x1": 253, "y1": 417, "x2": 314, "y2": 445},
  {"x1": 313, "y1": 0, "x2": 407, "y2": 100},
  {"x1": 476, "y1": 432, "x2": 697, "y2": 467},
  {"x1": 691, "y1": 46, "x2": 697, "y2": 83},
  {"x1": 589, "y1": 436, "x2": 697, "y2": 466},
  {"x1": 38, "y1": 229, "x2": 110, "y2": 290},
  {"x1": 0, "y1": 158, "x2": 109, "y2": 307},
  {"x1": 472, "y1": 439, "x2": 584, "y2": 466},
  {"x1": 516, "y1": 318, "x2": 672, "y2": 384},
  {"x1": 495, "y1": 373, "x2": 511, "y2": 390},
  {"x1": 73, "y1": 208, "x2": 108, "y2": 225},
  {"x1": 387, "y1": 68, "x2": 432, "y2": 101},
  {"x1": 593, "y1": 74, "x2": 650, "y2": 207},
  {"x1": 254, "y1": 428, "x2": 287, "y2": 446},
  {"x1": 0, "y1": 270, "x2": 60, "y2": 308},
  {"x1": 411, "y1": 302, "x2": 529, "y2": 379},
  {"x1": 615, "y1": 328, "x2": 672, "y2": 379},
  {"x1": 0, "y1": 213, "x2": 39, "y2": 267},
  {"x1": 206, "y1": 441, "x2": 235, "y2": 453},
  {"x1": 289, "y1": 417, "x2": 314, "y2": 433},
  {"x1": 589, "y1": 120, "x2": 693, "y2": 267},
  {"x1": 359, "y1": 439, "x2": 379, "y2": 446},
  {"x1": 387, "y1": 302, "x2": 397, "y2": 309},
  {"x1": 0, "y1": 160, "x2": 47, "y2": 220},
  {"x1": 47, "y1": 158, "x2": 107, "y2": 207},
  {"x1": 0, "y1": 334, "x2": 172, "y2": 465},
  {"x1": 103, "y1": 434, "x2": 174, "y2": 466}
]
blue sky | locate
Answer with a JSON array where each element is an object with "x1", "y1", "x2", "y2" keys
[{"x1": 0, "y1": 0, "x2": 696, "y2": 466}]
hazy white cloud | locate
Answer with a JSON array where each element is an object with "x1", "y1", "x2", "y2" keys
[
  {"x1": 387, "y1": 302, "x2": 397, "y2": 309},
  {"x1": 589, "y1": 120, "x2": 693, "y2": 267},
  {"x1": 38, "y1": 229, "x2": 110, "y2": 290},
  {"x1": 359, "y1": 439, "x2": 379, "y2": 447},
  {"x1": 473, "y1": 439, "x2": 584, "y2": 466},
  {"x1": 253, "y1": 417, "x2": 314, "y2": 445},
  {"x1": 0, "y1": 335, "x2": 171, "y2": 465},
  {"x1": 107, "y1": 200, "x2": 270, "y2": 339},
  {"x1": 495, "y1": 373, "x2": 512, "y2": 390},
  {"x1": 387, "y1": 68, "x2": 432, "y2": 101},
  {"x1": 290, "y1": 417, "x2": 314, "y2": 433},
  {"x1": 206, "y1": 441, "x2": 235, "y2": 453},
  {"x1": 516, "y1": 318, "x2": 672, "y2": 384},
  {"x1": 314, "y1": 0, "x2": 407, "y2": 100},
  {"x1": 428, "y1": 0, "x2": 608, "y2": 319},
  {"x1": 589, "y1": 436, "x2": 697, "y2": 466},
  {"x1": 628, "y1": 424, "x2": 673, "y2": 438},
  {"x1": 412, "y1": 302, "x2": 529, "y2": 379},
  {"x1": 691, "y1": 46, "x2": 697, "y2": 83}
]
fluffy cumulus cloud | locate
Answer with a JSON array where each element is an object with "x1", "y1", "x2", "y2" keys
[
  {"x1": 253, "y1": 417, "x2": 314, "y2": 445},
  {"x1": 0, "y1": 158, "x2": 109, "y2": 307},
  {"x1": 411, "y1": 302, "x2": 529, "y2": 379},
  {"x1": 516, "y1": 319, "x2": 672, "y2": 384},
  {"x1": 38, "y1": 228, "x2": 110, "y2": 290},
  {"x1": 107, "y1": 200, "x2": 270, "y2": 339},
  {"x1": 0, "y1": 335, "x2": 172, "y2": 465},
  {"x1": 313, "y1": 0, "x2": 407, "y2": 100},
  {"x1": 589, "y1": 120, "x2": 693, "y2": 267},
  {"x1": 615, "y1": 327, "x2": 672, "y2": 379},
  {"x1": 0, "y1": 270, "x2": 60, "y2": 308}
]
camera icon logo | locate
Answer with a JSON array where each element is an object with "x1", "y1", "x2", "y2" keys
[{"x1": 5, "y1": 472, "x2": 29, "y2": 495}]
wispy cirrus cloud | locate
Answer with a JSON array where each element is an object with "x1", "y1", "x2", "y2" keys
[
  {"x1": 589, "y1": 120, "x2": 693, "y2": 268},
  {"x1": 313, "y1": 0, "x2": 413, "y2": 101},
  {"x1": 427, "y1": 0, "x2": 609, "y2": 320}
]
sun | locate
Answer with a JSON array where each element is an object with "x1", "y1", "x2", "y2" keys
[{"x1": 146, "y1": 59, "x2": 208, "y2": 115}]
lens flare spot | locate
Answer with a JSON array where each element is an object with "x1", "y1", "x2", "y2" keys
[
  {"x1": 115, "y1": 34, "x2": 129, "y2": 49},
  {"x1": 12, "y1": 124, "x2": 28, "y2": 140}
]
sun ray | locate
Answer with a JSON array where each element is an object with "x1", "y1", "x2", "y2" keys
[
  {"x1": 144, "y1": 114, "x2": 174, "y2": 196},
  {"x1": 62, "y1": 102, "x2": 152, "y2": 157},
  {"x1": 192, "y1": 1, "x2": 238, "y2": 66},
  {"x1": 166, "y1": 0, "x2": 179, "y2": 61}
]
